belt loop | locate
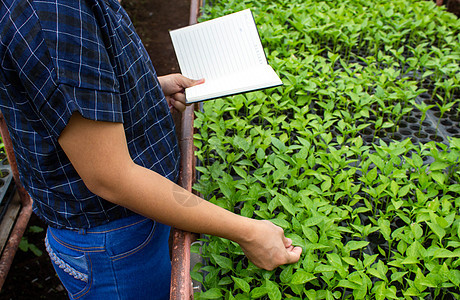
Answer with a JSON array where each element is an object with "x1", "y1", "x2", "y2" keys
[{"x1": 78, "y1": 228, "x2": 87, "y2": 235}]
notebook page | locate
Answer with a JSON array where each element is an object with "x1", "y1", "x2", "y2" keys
[
  {"x1": 170, "y1": 9, "x2": 267, "y2": 81},
  {"x1": 185, "y1": 65, "x2": 282, "y2": 103}
]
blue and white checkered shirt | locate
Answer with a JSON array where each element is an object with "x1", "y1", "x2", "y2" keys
[{"x1": 0, "y1": 0, "x2": 180, "y2": 229}]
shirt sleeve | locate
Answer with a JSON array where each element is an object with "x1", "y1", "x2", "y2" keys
[{"x1": 12, "y1": 0, "x2": 123, "y2": 139}]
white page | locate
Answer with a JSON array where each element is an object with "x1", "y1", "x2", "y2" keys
[
  {"x1": 170, "y1": 9, "x2": 282, "y2": 102},
  {"x1": 186, "y1": 65, "x2": 281, "y2": 102}
]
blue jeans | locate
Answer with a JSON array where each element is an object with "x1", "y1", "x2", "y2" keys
[{"x1": 45, "y1": 214, "x2": 171, "y2": 300}]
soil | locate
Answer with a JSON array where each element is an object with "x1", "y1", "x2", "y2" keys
[
  {"x1": 446, "y1": 0, "x2": 460, "y2": 16},
  {"x1": 0, "y1": 0, "x2": 189, "y2": 299}
]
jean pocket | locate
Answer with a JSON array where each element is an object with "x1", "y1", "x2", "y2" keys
[
  {"x1": 106, "y1": 218, "x2": 156, "y2": 261},
  {"x1": 45, "y1": 231, "x2": 90, "y2": 298}
]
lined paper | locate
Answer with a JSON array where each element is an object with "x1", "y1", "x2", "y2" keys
[{"x1": 170, "y1": 9, "x2": 282, "y2": 103}]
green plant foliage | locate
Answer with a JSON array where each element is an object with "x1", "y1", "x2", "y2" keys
[
  {"x1": 19, "y1": 226, "x2": 44, "y2": 257},
  {"x1": 193, "y1": 0, "x2": 460, "y2": 299}
]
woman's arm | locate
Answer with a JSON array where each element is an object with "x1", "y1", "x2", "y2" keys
[{"x1": 58, "y1": 112, "x2": 302, "y2": 270}]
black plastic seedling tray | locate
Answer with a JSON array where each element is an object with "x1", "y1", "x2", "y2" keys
[{"x1": 0, "y1": 153, "x2": 13, "y2": 206}]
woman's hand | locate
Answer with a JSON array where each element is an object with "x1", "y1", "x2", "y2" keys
[
  {"x1": 158, "y1": 74, "x2": 204, "y2": 112},
  {"x1": 237, "y1": 219, "x2": 303, "y2": 270}
]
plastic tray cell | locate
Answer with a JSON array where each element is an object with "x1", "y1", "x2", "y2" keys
[{"x1": 0, "y1": 152, "x2": 13, "y2": 205}]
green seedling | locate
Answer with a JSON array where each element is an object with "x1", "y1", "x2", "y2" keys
[{"x1": 193, "y1": 1, "x2": 460, "y2": 299}]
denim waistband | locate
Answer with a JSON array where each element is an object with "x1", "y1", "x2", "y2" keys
[
  {"x1": 53, "y1": 213, "x2": 149, "y2": 234},
  {"x1": 47, "y1": 213, "x2": 153, "y2": 250}
]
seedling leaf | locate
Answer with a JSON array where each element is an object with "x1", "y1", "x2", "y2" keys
[
  {"x1": 211, "y1": 253, "x2": 233, "y2": 270},
  {"x1": 266, "y1": 280, "x2": 282, "y2": 300},
  {"x1": 277, "y1": 194, "x2": 297, "y2": 216},
  {"x1": 231, "y1": 276, "x2": 250, "y2": 293},
  {"x1": 291, "y1": 270, "x2": 316, "y2": 285},
  {"x1": 250, "y1": 287, "x2": 267, "y2": 298},
  {"x1": 199, "y1": 288, "x2": 223, "y2": 299},
  {"x1": 344, "y1": 240, "x2": 369, "y2": 253}
]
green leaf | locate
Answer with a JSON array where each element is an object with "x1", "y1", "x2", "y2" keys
[
  {"x1": 370, "y1": 155, "x2": 385, "y2": 171},
  {"x1": 450, "y1": 270, "x2": 460, "y2": 286},
  {"x1": 431, "y1": 171, "x2": 445, "y2": 185},
  {"x1": 270, "y1": 218, "x2": 290, "y2": 229},
  {"x1": 302, "y1": 224, "x2": 318, "y2": 243},
  {"x1": 398, "y1": 184, "x2": 411, "y2": 197},
  {"x1": 363, "y1": 254, "x2": 378, "y2": 269},
  {"x1": 412, "y1": 153, "x2": 423, "y2": 168},
  {"x1": 231, "y1": 276, "x2": 250, "y2": 293},
  {"x1": 327, "y1": 253, "x2": 343, "y2": 269},
  {"x1": 411, "y1": 223, "x2": 423, "y2": 240},
  {"x1": 378, "y1": 218, "x2": 391, "y2": 241},
  {"x1": 401, "y1": 256, "x2": 419, "y2": 265},
  {"x1": 28, "y1": 244, "x2": 43, "y2": 257},
  {"x1": 233, "y1": 166, "x2": 247, "y2": 179},
  {"x1": 385, "y1": 285, "x2": 398, "y2": 299},
  {"x1": 266, "y1": 280, "x2": 281, "y2": 300},
  {"x1": 280, "y1": 264, "x2": 293, "y2": 283},
  {"x1": 271, "y1": 137, "x2": 286, "y2": 152},
  {"x1": 217, "y1": 181, "x2": 234, "y2": 200},
  {"x1": 354, "y1": 285, "x2": 368, "y2": 299},
  {"x1": 286, "y1": 233, "x2": 306, "y2": 250},
  {"x1": 390, "y1": 271, "x2": 408, "y2": 283},
  {"x1": 211, "y1": 253, "x2": 233, "y2": 270},
  {"x1": 303, "y1": 215, "x2": 324, "y2": 227},
  {"x1": 403, "y1": 287, "x2": 421, "y2": 297},
  {"x1": 321, "y1": 176, "x2": 332, "y2": 192},
  {"x1": 432, "y1": 248, "x2": 458, "y2": 258},
  {"x1": 18, "y1": 238, "x2": 29, "y2": 252},
  {"x1": 256, "y1": 148, "x2": 265, "y2": 161},
  {"x1": 435, "y1": 216, "x2": 449, "y2": 228},
  {"x1": 233, "y1": 136, "x2": 250, "y2": 152},
  {"x1": 342, "y1": 256, "x2": 357, "y2": 266},
  {"x1": 218, "y1": 277, "x2": 232, "y2": 285},
  {"x1": 448, "y1": 184, "x2": 460, "y2": 194},
  {"x1": 390, "y1": 180, "x2": 399, "y2": 196},
  {"x1": 315, "y1": 264, "x2": 337, "y2": 273},
  {"x1": 250, "y1": 287, "x2": 267, "y2": 298},
  {"x1": 191, "y1": 271, "x2": 203, "y2": 284},
  {"x1": 303, "y1": 251, "x2": 316, "y2": 273},
  {"x1": 430, "y1": 161, "x2": 449, "y2": 171},
  {"x1": 199, "y1": 288, "x2": 223, "y2": 299},
  {"x1": 337, "y1": 279, "x2": 360, "y2": 290},
  {"x1": 291, "y1": 270, "x2": 316, "y2": 284},
  {"x1": 344, "y1": 241, "x2": 369, "y2": 253},
  {"x1": 29, "y1": 226, "x2": 44, "y2": 233},
  {"x1": 427, "y1": 221, "x2": 446, "y2": 241},
  {"x1": 277, "y1": 194, "x2": 297, "y2": 216},
  {"x1": 366, "y1": 167, "x2": 378, "y2": 183},
  {"x1": 372, "y1": 281, "x2": 386, "y2": 300}
]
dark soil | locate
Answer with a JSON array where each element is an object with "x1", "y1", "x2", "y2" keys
[
  {"x1": 0, "y1": 0, "x2": 189, "y2": 299},
  {"x1": 446, "y1": 0, "x2": 460, "y2": 17}
]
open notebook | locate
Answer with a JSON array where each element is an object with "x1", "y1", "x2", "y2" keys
[{"x1": 169, "y1": 9, "x2": 282, "y2": 103}]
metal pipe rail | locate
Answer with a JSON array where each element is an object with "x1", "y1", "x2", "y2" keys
[
  {"x1": 169, "y1": 1, "x2": 202, "y2": 298},
  {"x1": 0, "y1": 113, "x2": 33, "y2": 290}
]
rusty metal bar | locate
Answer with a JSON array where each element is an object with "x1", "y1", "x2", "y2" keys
[
  {"x1": 170, "y1": 102, "x2": 197, "y2": 299},
  {"x1": 0, "y1": 113, "x2": 33, "y2": 290},
  {"x1": 0, "y1": 194, "x2": 32, "y2": 289},
  {"x1": 189, "y1": 0, "x2": 200, "y2": 25},
  {"x1": 169, "y1": 1, "x2": 201, "y2": 298}
]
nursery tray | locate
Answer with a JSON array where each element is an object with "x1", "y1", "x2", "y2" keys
[{"x1": 0, "y1": 153, "x2": 13, "y2": 207}]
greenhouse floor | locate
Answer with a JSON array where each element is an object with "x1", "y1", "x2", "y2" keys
[{"x1": 0, "y1": 0, "x2": 188, "y2": 298}]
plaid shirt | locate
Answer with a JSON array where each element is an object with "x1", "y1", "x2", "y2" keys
[{"x1": 0, "y1": 0, "x2": 180, "y2": 229}]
